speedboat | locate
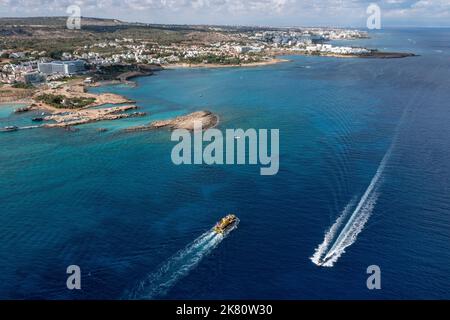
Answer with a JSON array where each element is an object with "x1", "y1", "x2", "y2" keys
[{"x1": 2, "y1": 126, "x2": 18, "y2": 132}]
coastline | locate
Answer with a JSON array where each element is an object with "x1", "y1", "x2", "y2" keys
[
  {"x1": 89, "y1": 80, "x2": 128, "y2": 87},
  {"x1": 30, "y1": 79, "x2": 134, "y2": 113},
  {"x1": 72, "y1": 58, "x2": 289, "y2": 90},
  {"x1": 272, "y1": 50, "x2": 417, "y2": 59},
  {"x1": 163, "y1": 58, "x2": 289, "y2": 70},
  {"x1": 0, "y1": 86, "x2": 35, "y2": 107},
  {"x1": 0, "y1": 48, "x2": 412, "y2": 127},
  {"x1": 0, "y1": 98, "x2": 33, "y2": 106}
]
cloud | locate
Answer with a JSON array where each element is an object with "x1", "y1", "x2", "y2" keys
[
  {"x1": 0, "y1": 0, "x2": 293, "y2": 13},
  {"x1": 384, "y1": 0, "x2": 450, "y2": 18},
  {"x1": 121, "y1": 0, "x2": 294, "y2": 13},
  {"x1": 0, "y1": 0, "x2": 450, "y2": 26}
]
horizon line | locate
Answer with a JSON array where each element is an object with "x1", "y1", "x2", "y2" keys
[{"x1": 1, "y1": 15, "x2": 450, "y2": 29}]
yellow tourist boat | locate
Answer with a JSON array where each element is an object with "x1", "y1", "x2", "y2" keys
[{"x1": 213, "y1": 214, "x2": 238, "y2": 234}]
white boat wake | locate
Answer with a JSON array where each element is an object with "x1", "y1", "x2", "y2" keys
[
  {"x1": 311, "y1": 146, "x2": 392, "y2": 267},
  {"x1": 310, "y1": 198, "x2": 356, "y2": 265},
  {"x1": 125, "y1": 221, "x2": 238, "y2": 299}
]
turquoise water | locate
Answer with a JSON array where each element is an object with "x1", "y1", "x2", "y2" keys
[{"x1": 0, "y1": 29, "x2": 449, "y2": 299}]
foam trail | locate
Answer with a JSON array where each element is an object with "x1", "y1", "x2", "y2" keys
[
  {"x1": 310, "y1": 61, "x2": 442, "y2": 267},
  {"x1": 125, "y1": 222, "x2": 238, "y2": 299},
  {"x1": 310, "y1": 198, "x2": 356, "y2": 265},
  {"x1": 312, "y1": 145, "x2": 392, "y2": 267}
]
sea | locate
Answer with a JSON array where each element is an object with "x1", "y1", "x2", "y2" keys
[{"x1": 0, "y1": 28, "x2": 449, "y2": 299}]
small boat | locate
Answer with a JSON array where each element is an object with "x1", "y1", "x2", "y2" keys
[
  {"x1": 2, "y1": 126, "x2": 18, "y2": 132},
  {"x1": 213, "y1": 214, "x2": 238, "y2": 234},
  {"x1": 14, "y1": 106, "x2": 31, "y2": 113},
  {"x1": 32, "y1": 117, "x2": 44, "y2": 122}
]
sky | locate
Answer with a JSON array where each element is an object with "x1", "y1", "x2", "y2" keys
[{"x1": 0, "y1": 0, "x2": 450, "y2": 27}]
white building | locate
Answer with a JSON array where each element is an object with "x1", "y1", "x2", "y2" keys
[
  {"x1": 38, "y1": 60, "x2": 85, "y2": 75},
  {"x1": 24, "y1": 71, "x2": 46, "y2": 84}
]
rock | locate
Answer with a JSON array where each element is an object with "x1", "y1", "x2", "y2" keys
[
  {"x1": 359, "y1": 51, "x2": 417, "y2": 59},
  {"x1": 124, "y1": 110, "x2": 218, "y2": 132},
  {"x1": 43, "y1": 105, "x2": 144, "y2": 128}
]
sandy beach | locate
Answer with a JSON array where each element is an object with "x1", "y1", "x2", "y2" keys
[
  {"x1": 0, "y1": 86, "x2": 35, "y2": 105},
  {"x1": 0, "y1": 99, "x2": 33, "y2": 106},
  {"x1": 163, "y1": 58, "x2": 289, "y2": 70},
  {"x1": 2, "y1": 58, "x2": 281, "y2": 130}
]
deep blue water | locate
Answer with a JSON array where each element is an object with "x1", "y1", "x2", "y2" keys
[{"x1": 0, "y1": 28, "x2": 449, "y2": 299}]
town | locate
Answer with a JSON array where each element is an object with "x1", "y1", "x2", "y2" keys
[{"x1": 0, "y1": 18, "x2": 374, "y2": 87}]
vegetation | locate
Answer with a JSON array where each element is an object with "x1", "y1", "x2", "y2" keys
[
  {"x1": 183, "y1": 53, "x2": 263, "y2": 65},
  {"x1": 92, "y1": 64, "x2": 162, "y2": 80},
  {"x1": 94, "y1": 64, "x2": 139, "y2": 80},
  {"x1": 0, "y1": 17, "x2": 246, "y2": 53},
  {"x1": 0, "y1": 86, "x2": 35, "y2": 102},
  {"x1": 0, "y1": 17, "x2": 268, "y2": 69},
  {"x1": 12, "y1": 82, "x2": 34, "y2": 89},
  {"x1": 49, "y1": 50, "x2": 64, "y2": 60},
  {"x1": 35, "y1": 94, "x2": 95, "y2": 109}
]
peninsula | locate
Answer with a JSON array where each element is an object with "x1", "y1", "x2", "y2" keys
[
  {"x1": 0, "y1": 17, "x2": 415, "y2": 89},
  {"x1": 43, "y1": 105, "x2": 145, "y2": 128},
  {"x1": 0, "y1": 17, "x2": 416, "y2": 133},
  {"x1": 124, "y1": 111, "x2": 219, "y2": 132}
]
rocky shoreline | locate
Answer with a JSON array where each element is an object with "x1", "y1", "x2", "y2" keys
[
  {"x1": 357, "y1": 51, "x2": 417, "y2": 59},
  {"x1": 43, "y1": 105, "x2": 146, "y2": 128},
  {"x1": 274, "y1": 49, "x2": 417, "y2": 59},
  {"x1": 124, "y1": 110, "x2": 219, "y2": 132},
  {"x1": 1, "y1": 49, "x2": 414, "y2": 133},
  {"x1": 30, "y1": 80, "x2": 134, "y2": 113}
]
